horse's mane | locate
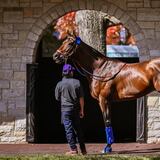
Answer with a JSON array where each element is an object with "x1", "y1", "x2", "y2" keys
[{"x1": 80, "y1": 39, "x2": 121, "y2": 63}]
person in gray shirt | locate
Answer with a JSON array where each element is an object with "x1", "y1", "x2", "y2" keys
[{"x1": 55, "y1": 64, "x2": 87, "y2": 155}]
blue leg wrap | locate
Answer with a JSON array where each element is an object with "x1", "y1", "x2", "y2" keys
[
  {"x1": 105, "y1": 126, "x2": 114, "y2": 145},
  {"x1": 102, "y1": 126, "x2": 114, "y2": 153}
]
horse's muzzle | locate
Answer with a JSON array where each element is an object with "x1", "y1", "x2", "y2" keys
[{"x1": 53, "y1": 52, "x2": 64, "y2": 64}]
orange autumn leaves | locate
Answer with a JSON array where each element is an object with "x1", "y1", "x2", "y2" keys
[
  {"x1": 106, "y1": 24, "x2": 136, "y2": 45},
  {"x1": 54, "y1": 12, "x2": 78, "y2": 40}
]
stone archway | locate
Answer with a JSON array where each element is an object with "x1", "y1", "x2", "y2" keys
[
  {"x1": 23, "y1": 0, "x2": 149, "y2": 61},
  {"x1": 24, "y1": 0, "x2": 150, "y2": 143}
]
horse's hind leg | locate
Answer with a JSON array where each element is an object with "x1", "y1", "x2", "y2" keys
[{"x1": 153, "y1": 75, "x2": 160, "y2": 92}]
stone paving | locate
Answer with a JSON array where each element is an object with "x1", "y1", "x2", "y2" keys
[{"x1": 0, "y1": 143, "x2": 160, "y2": 156}]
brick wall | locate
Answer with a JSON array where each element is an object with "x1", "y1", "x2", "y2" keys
[{"x1": 0, "y1": 0, "x2": 160, "y2": 143}]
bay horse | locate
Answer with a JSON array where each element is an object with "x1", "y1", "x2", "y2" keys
[{"x1": 53, "y1": 35, "x2": 160, "y2": 153}]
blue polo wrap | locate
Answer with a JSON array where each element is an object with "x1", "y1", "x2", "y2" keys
[{"x1": 105, "y1": 126, "x2": 114, "y2": 145}]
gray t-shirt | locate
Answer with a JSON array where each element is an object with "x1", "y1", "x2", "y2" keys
[{"x1": 55, "y1": 77, "x2": 84, "y2": 111}]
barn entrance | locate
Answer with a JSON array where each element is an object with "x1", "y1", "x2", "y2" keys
[
  {"x1": 26, "y1": 10, "x2": 144, "y2": 143},
  {"x1": 27, "y1": 56, "x2": 138, "y2": 143}
]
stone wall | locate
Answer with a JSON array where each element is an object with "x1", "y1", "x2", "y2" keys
[{"x1": 0, "y1": 0, "x2": 160, "y2": 143}]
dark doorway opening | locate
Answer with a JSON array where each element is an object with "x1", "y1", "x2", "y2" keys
[
  {"x1": 34, "y1": 57, "x2": 105, "y2": 143},
  {"x1": 28, "y1": 57, "x2": 139, "y2": 143}
]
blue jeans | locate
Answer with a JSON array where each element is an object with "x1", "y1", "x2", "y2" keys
[{"x1": 61, "y1": 109, "x2": 85, "y2": 150}]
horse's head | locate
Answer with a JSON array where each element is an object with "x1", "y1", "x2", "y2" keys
[{"x1": 53, "y1": 35, "x2": 81, "y2": 64}]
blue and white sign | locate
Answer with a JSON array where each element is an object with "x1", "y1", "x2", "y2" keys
[{"x1": 106, "y1": 45, "x2": 139, "y2": 58}]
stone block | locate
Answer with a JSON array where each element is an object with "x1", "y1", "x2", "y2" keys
[
  {"x1": 24, "y1": 40, "x2": 36, "y2": 49},
  {"x1": 114, "y1": 8, "x2": 124, "y2": 19},
  {"x1": 41, "y1": 14, "x2": 53, "y2": 25},
  {"x1": 49, "y1": 11, "x2": 59, "y2": 20},
  {"x1": 127, "y1": 2, "x2": 143, "y2": 8},
  {"x1": 11, "y1": 63, "x2": 21, "y2": 71},
  {"x1": 10, "y1": 81, "x2": 25, "y2": 89},
  {"x1": 23, "y1": 17, "x2": 37, "y2": 23},
  {"x1": 101, "y1": 4, "x2": 108, "y2": 13},
  {"x1": 151, "y1": 0, "x2": 160, "y2": 8},
  {"x1": 33, "y1": 8, "x2": 42, "y2": 17},
  {"x1": 11, "y1": 58, "x2": 21, "y2": 63},
  {"x1": 0, "y1": 24, "x2": 13, "y2": 33},
  {"x1": 147, "y1": 39, "x2": 160, "y2": 50},
  {"x1": 144, "y1": 0, "x2": 151, "y2": 7},
  {"x1": 15, "y1": 119, "x2": 26, "y2": 131},
  {"x1": 0, "y1": 70, "x2": 13, "y2": 80},
  {"x1": 0, "y1": 80, "x2": 9, "y2": 89},
  {"x1": 2, "y1": 33, "x2": 18, "y2": 40},
  {"x1": 2, "y1": 89, "x2": 25, "y2": 99},
  {"x1": 147, "y1": 96, "x2": 160, "y2": 108},
  {"x1": 14, "y1": 24, "x2": 32, "y2": 31},
  {"x1": 24, "y1": 8, "x2": 33, "y2": 17},
  {"x1": 70, "y1": 0, "x2": 79, "y2": 11},
  {"x1": 20, "y1": 0, "x2": 30, "y2": 2},
  {"x1": 134, "y1": 33, "x2": 145, "y2": 42},
  {"x1": 0, "y1": 136, "x2": 26, "y2": 143},
  {"x1": 119, "y1": 14, "x2": 130, "y2": 25},
  {"x1": 0, "y1": 13, "x2": 2, "y2": 23},
  {"x1": 22, "y1": 56, "x2": 33, "y2": 63},
  {"x1": 8, "y1": 108, "x2": 25, "y2": 117},
  {"x1": 23, "y1": 47, "x2": 34, "y2": 56},
  {"x1": 0, "y1": 0, "x2": 19, "y2": 7},
  {"x1": 1, "y1": 58, "x2": 11, "y2": 69},
  {"x1": 61, "y1": 1, "x2": 72, "y2": 13},
  {"x1": 86, "y1": 0, "x2": 93, "y2": 10},
  {"x1": 0, "y1": 125, "x2": 13, "y2": 135},
  {"x1": 31, "y1": 0, "x2": 42, "y2": 7},
  {"x1": 27, "y1": 32, "x2": 39, "y2": 41},
  {"x1": 13, "y1": 72, "x2": 26, "y2": 80},
  {"x1": 16, "y1": 100, "x2": 25, "y2": 108},
  {"x1": 143, "y1": 29, "x2": 155, "y2": 39},
  {"x1": 4, "y1": 11, "x2": 23, "y2": 23},
  {"x1": 8, "y1": 100, "x2": 16, "y2": 109},
  {"x1": 20, "y1": 2, "x2": 30, "y2": 7},
  {"x1": 31, "y1": 25, "x2": 43, "y2": 35},
  {"x1": 17, "y1": 48, "x2": 24, "y2": 57},
  {"x1": 107, "y1": 4, "x2": 117, "y2": 16},
  {"x1": 79, "y1": 0, "x2": 86, "y2": 10},
  {"x1": 36, "y1": 19, "x2": 47, "y2": 29},
  {"x1": 137, "y1": 21, "x2": 154, "y2": 29},
  {"x1": 155, "y1": 32, "x2": 160, "y2": 39},
  {"x1": 155, "y1": 22, "x2": 160, "y2": 31},
  {"x1": 20, "y1": 63, "x2": 26, "y2": 72},
  {"x1": 108, "y1": 0, "x2": 127, "y2": 10},
  {"x1": 55, "y1": 4, "x2": 65, "y2": 16},
  {"x1": 137, "y1": 9, "x2": 160, "y2": 21},
  {"x1": 150, "y1": 50, "x2": 160, "y2": 57},
  {"x1": 139, "y1": 55, "x2": 150, "y2": 61},
  {"x1": 0, "y1": 101, "x2": 7, "y2": 112},
  {"x1": 0, "y1": 35, "x2": 1, "y2": 47},
  {"x1": 125, "y1": 19, "x2": 140, "y2": 35}
]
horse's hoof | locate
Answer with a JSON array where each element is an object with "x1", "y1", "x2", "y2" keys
[{"x1": 101, "y1": 146, "x2": 112, "y2": 153}]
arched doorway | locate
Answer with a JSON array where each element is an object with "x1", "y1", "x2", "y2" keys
[{"x1": 25, "y1": 1, "x2": 148, "y2": 143}]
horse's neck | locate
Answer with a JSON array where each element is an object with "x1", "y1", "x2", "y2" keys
[{"x1": 73, "y1": 42, "x2": 106, "y2": 72}]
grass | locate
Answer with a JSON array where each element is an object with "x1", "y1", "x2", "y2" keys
[{"x1": 0, "y1": 155, "x2": 160, "y2": 160}]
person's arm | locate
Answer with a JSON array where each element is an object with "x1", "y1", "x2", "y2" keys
[
  {"x1": 55, "y1": 83, "x2": 61, "y2": 101},
  {"x1": 79, "y1": 96, "x2": 84, "y2": 118},
  {"x1": 79, "y1": 82, "x2": 85, "y2": 118}
]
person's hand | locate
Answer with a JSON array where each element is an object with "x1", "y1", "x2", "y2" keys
[{"x1": 79, "y1": 110, "x2": 84, "y2": 118}]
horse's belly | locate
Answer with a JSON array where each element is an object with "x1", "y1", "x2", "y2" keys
[{"x1": 115, "y1": 80, "x2": 152, "y2": 100}]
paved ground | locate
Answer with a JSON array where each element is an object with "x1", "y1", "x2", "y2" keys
[{"x1": 0, "y1": 143, "x2": 160, "y2": 156}]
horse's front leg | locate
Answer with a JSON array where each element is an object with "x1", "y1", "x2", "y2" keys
[{"x1": 99, "y1": 97, "x2": 114, "y2": 153}]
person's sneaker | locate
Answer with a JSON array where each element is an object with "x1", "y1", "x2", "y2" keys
[{"x1": 65, "y1": 150, "x2": 78, "y2": 156}]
